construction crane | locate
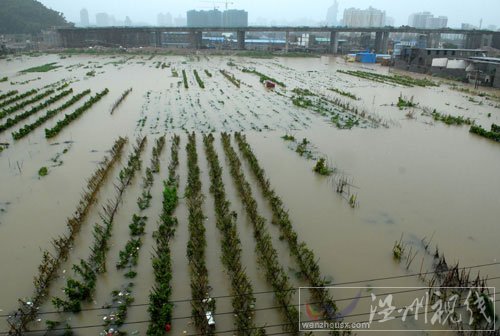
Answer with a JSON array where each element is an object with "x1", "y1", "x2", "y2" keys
[{"x1": 200, "y1": 0, "x2": 235, "y2": 10}]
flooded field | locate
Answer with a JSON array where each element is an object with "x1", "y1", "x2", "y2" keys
[{"x1": 0, "y1": 52, "x2": 499, "y2": 335}]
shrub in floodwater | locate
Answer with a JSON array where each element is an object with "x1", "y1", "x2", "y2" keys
[
  {"x1": 281, "y1": 134, "x2": 295, "y2": 141},
  {"x1": 38, "y1": 167, "x2": 48, "y2": 177},
  {"x1": 397, "y1": 93, "x2": 417, "y2": 109},
  {"x1": 313, "y1": 158, "x2": 333, "y2": 176}
]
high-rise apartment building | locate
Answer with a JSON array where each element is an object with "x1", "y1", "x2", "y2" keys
[
  {"x1": 408, "y1": 12, "x2": 448, "y2": 29},
  {"x1": 96, "y1": 13, "x2": 110, "y2": 27},
  {"x1": 80, "y1": 8, "x2": 89, "y2": 27},
  {"x1": 326, "y1": 0, "x2": 339, "y2": 26},
  {"x1": 342, "y1": 7, "x2": 386, "y2": 28},
  {"x1": 187, "y1": 9, "x2": 248, "y2": 27}
]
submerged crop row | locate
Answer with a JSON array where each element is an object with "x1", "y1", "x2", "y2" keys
[
  {"x1": 7, "y1": 137, "x2": 127, "y2": 335},
  {"x1": 0, "y1": 89, "x2": 73, "y2": 133},
  {"x1": 0, "y1": 89, "x2": 55, "y2": 119},
  {"x1": 186, "y1": 132, "x2": 216, "y2": 335},
  {"x1": 470, "y1": 124, "x2": 500, "y2": 142},
  {"x1": 148, "y1": 134, "x2": 181, "y2": 335},
  {"x1": 203, "y1": 134, "x2": 262, "y2": 335},
  {"x1": 0, "y1": 90, "x2": 18, "y2": 102},
  {"x1": 235, "y1": 133, "x2": 344, "y2": 330},
  {"x1": 103, "y1": 136, "x2": 165, "y2": 334},
  {"x1": 51, "y1": 136, "x2": 146, "y2": 314},
  {"x1": 242, "y1": 68, "x2": 286, "y2": 87},
  {"x1": 338, "y1": 69, "x2": 438, "y2": 87},
  {"x1": 45, "y1": 88, "x2": 109, "y2": 138},
  {"x1": 194, "y1": 70, "x2": 205, "y2": 89},
  {"x1": 0, "y1": 89, "x2": 37, "y2": 109},
  {"x1": 221, "y1": 133, "x2": 299, "y2": 335},
  {"x1": 110, "y1": 88, "x2": 132, "y2": 115},
  {"x1": 182, "y1": 69, "x2": 189, "y2": 89},
  {"x1": 220, "y1": 69, "x2": 241, "y2": 88},
  {"x1": 12, "y1": 90, "x2": 91, "y2": 140}
]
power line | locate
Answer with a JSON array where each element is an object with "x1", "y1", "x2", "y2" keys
[
  {"x1": 1, "y1": 262, "x2": 498, "y2": 318},
  {"x1": 2, "y1": 291, "x2": 499, "y2": 335}
]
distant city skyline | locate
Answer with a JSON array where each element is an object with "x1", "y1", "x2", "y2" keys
[{"x1": 38, "y1": 0, "x2": 500, "y2": 28}]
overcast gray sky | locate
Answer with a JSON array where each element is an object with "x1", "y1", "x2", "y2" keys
[{"x1": 38, "y1": 0, "x2": 500, "y2": 28}]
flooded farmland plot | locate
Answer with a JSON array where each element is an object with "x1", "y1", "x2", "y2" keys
[{"x1": 0, "y1": 53, "x2": 499, "y2": 335}]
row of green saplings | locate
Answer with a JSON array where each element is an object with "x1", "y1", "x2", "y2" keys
[
  {"x1": 147, "y1": 135, "x2": 181, "y2": 336},
  {"x1": 281, "y1": 135, "x2": 358, "y2": 208},
  {"x1": 0, "y1": 88, "x2": 54, "y2": 119},
  {"x1": 0, "y1": 90, "x2": 19, "y2": 101},
  {"x1": 235, "y1": 132, "x2": 351, "y2": 335},
  {"x1": 182, "y1": 69, "x2": 189, "y2": 89},
  {"x1": 221, "y1": 132, "x2": 301, "y2": 335},
  {"x1": 241, "y1": 68, "x2": 286, "y2": 87},
  {"x1": 203, "y1": 133, "x2": 263, "y2": 335},
  {"x1": 7, "y1": 137, "x2": 128, "y2": 335},
  {"x1": 45, "y1": 89, "x2": 109, "y2": 138},
  {"x1": 393, "y1": 234, "x2": 497, "y2": 331},
  {"x1": 0, "y1": 88, "x2": 73, "y2": 134},
  {"x1": 110, "y1": 88, "x2": 132, "y2": 115},
  {"x1": 193, "y1": 70, "x2": 205, "y2": 89},
  {"x1": 186, "y1": 133, "x2": 217, "y2": 335},
  {"x1": 12, "y1": 90, "x2": 91, "y2": 140},
  {"x1": 101, "y1": 136, "x2": 166, "y2": 335},
  {"x1": 220, "y1": 69, "x2": 241, "y2": 88},
  {"x1": 469, "y1": 123, "x2": 500, "y2": 142},
  {"x1": 49, "y1": 137, "x2": 146, "y2": 318},
  {"x1": 0, "y1": 89, "x2": 37, "y2": 109},
  {"x1": 338, "y1": 69, "x2": 438, "y2": 87}
]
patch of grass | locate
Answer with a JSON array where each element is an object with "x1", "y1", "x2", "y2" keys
[
  {"x1": 20, "y1": 62, "x2": 60, "y2": 73},
  {"x1": 0, "y1": 77, "x2": 7, "y2": 82}
]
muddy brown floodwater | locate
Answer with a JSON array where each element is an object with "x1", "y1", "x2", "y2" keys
[{"x1": 0, "y1": 53, "x2": 499, "y2": 335}]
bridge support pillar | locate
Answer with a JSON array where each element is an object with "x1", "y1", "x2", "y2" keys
[
  {"x1": 374, "y1": 31, "x2": 383, "y2": 53},
  {"x1": 426, "y1": 32, "x2": 440, "y2": 48},
  {"x1": 285, "y1": 31, "x2": 290, "y2": 53},
  {"x1": 190, "y1": 31, "x2": 203, "y2": 49},
  {"x1": 380, "y1": 31, "x2": 389, "y2": 54},
  {"x1": 329, "y1": 31, "x2": 339, "y2": 54},
  {"x1": 155, "y1": 30, "x2": 162, "y2": 47},
  {"x1": 237, "y1": 30, "x2": 246, "y2": 50},
  {"x1": 465, "y1": 33, "x2": 492, "y2": 49}
]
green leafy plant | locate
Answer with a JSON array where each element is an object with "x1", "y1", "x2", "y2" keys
[
  {"x1": 313, "y1": 158, "x2": 333, "y2": 176},
  {"x1": 38, "y1": 166, "x2": 48, "y2": 177}
]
